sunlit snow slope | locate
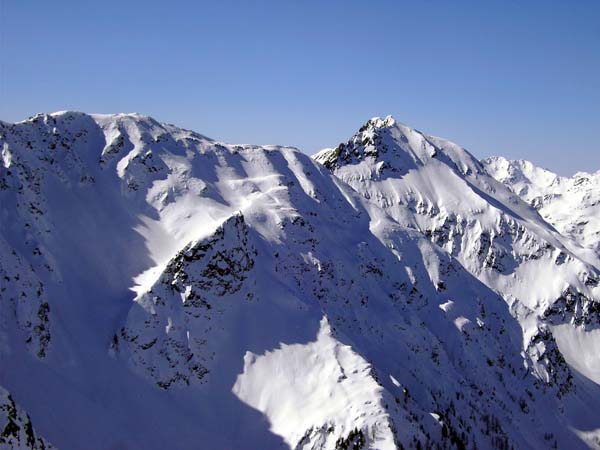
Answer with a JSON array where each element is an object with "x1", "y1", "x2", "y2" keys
[
  {"x1": 482, "y1": 156, "x2": 600, "y2": 253},
  {"x1": 0, "y1": 112, "x2": 599, "y2": 449},
  {"x1": 315, "y1": 116, "x2": 600, "y2": 449}
]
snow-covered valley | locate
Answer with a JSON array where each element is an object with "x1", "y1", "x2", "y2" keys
[{"x1": 1, "y1": 112, "x2": 600, "y2": 449}]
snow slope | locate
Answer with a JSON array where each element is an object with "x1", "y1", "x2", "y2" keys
[
  {"x1": 482, "y1": 156, "x2": 600, "y2": 252},
  {"x1": 0, "y1": 386, "x2": 55, "y2": 449},
  {"x1": 0, "y1": 112, "x2": 599, "y2": 449},
  {"x1": 315, "y1": 116, "x2": 600, "y2": 448}
]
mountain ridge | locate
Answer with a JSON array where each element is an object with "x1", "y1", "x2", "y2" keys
[
  {"x1": 482, "y1": 156, "x2": 600, "y2": 253},
  {"x1": 1, "y1": 112, "x2": 599, "y2": 449}
]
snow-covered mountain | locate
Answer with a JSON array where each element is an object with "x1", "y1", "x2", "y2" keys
[
  {"x1": 1, "y1": 112, "x2": 599, "y2": 449},
  {"x1": 482, "y1": 156, "x2": 600, "y2": 253},
  {"x1": 315, "y1": 116, "x2": 600, "y2": 447}
]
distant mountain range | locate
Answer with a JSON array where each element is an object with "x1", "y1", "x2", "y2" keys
[{"x1": 483, "y1": 156, "x2": 600, "y2": 253}]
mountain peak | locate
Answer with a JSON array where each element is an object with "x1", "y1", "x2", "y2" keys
[
  {"x1": 313, "y1": 116, "x2": 486, "y2": 182},
  {"x1": 362, "y1": 115, "x2": 397, "y2": 130},
  {"x1": 313, "y1": 115, "x2": 413, "y2": 170}
]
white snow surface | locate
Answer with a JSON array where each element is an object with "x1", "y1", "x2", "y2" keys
[
  {"x1": 0, "y1": 112, "x2": 599, "y2": 449},
  {"x1": 483, "y1": 156, "x2": 600, "y2": 253},
  {"x1": 233, "y1": 317, "x2": 396, "y2": 450}
]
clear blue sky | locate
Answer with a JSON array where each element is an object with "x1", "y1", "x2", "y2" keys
[{"x1": 1, "y1": 1, "x2": 599, "y2": 175}]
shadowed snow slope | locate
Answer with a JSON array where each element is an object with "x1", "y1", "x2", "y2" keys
[{"x1": 0, "y1": 112, "x2": 599, "y2": 449}]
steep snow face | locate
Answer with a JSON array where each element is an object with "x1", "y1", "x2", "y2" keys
[
  {"x1": 314, "y1": 117, "x2": 600, "y2": 322},
  {"x1": 118, "y1": 213, "x2": 258, "y2": 389},
  {"x1": 1, "y1": 112, "x2": 600, "y2": 450},
  {"x1": 0, "y1": 236, "x2": 50, "y2": 360},
  {"x1": 0, "y1": 386, "x2": 55, "y2": 449},
  {"x1": 483, "y1": 156, "x2": 600, "y2": 252}
]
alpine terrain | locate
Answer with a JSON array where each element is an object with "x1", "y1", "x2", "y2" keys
[
  {"x1": 482, "y1": 157, "x2": 600, "y2": 253},
  {"x1": 1, "y1": 112, "x2": 599, "y2": 449}
]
